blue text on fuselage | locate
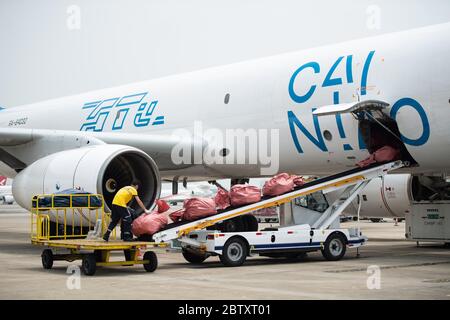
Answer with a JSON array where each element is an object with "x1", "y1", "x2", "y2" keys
[{"x1": 287, "y1": 51, "x2": 430, "y2": 153}]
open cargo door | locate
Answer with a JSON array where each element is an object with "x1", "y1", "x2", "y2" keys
[
  {"x1": 313, "y1": 100, "x2": 417, "y2": 166},
  {"x1": 312, "y1": 100, "x2": 389, "y2": 116}
]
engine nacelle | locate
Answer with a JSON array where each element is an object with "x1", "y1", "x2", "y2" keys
[
  {"x1": 325, "y1": 174, "x2": 412, "y2": 218},
  {"x1": 12, "y1": 144, "x2": 161, "y2": 212},
  {"x1": 327, "y1": 174, "x2": 450, "y2": 218},
  {"x1": 355, "y1": 174, "x2": 411, "y2": 218}
]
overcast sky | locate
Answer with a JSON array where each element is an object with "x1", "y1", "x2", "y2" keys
[{"x1": 1, "y1": 0, "x2": 449, "y2": 107}]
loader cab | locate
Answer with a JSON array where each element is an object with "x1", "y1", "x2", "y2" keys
[{"x1": 294, "y1": 191, "x2": 329, "y2": 213}]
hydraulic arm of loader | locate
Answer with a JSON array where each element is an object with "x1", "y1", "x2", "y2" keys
[{"x1": 312, "y1": 180, "x2": 370, "y2": 230}]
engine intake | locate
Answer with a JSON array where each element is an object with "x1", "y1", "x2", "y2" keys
[{"x1": 12, "y1": 144, "x2": 160, "y2": 212}]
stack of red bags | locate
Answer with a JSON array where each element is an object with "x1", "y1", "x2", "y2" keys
[{"x1": 169, "y1": 173, "x2": 307, "y2": 224}]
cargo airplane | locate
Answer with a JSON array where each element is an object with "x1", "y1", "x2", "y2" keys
[{"x1": 0, "y1": 23, "x2": 448, "y2": 217}]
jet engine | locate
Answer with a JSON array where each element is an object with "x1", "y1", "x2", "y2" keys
[
  {"x1": 325, "y1": 174, "x2": 411, "y2": 218},
  {"x1": 12, "y1": 144, "x2": 161, "y2": 213},
  {"x1": 326, "y1": 174, "x2": 450, "y2": 218}
]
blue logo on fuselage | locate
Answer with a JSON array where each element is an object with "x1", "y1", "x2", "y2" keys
[
  {"x1": 287, "y1": 50, "x2": 430, "y2": 153},
  {"x1": 80, "y1": 92, "x2": 164, "y2": 131}
]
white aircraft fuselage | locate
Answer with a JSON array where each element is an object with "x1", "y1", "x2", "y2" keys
[{"x1": 0, "y1": 23, "x2": 449, "y2": 181}]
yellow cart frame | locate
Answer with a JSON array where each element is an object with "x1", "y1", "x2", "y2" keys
[{"x1": 31, "y1": 194, "x2": 167, "y2": 275}]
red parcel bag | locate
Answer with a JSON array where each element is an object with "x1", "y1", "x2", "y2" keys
[
  {"x1": 214, "y1": 188, "x2": 231, "y2": 210},
  {"x1": 230, "y1": 184, "x2": 261, "y2": 206},
  {"x1": 262, "y1": 173, "x2": 295, "y2": 196},
  {"x1": 182, "y1": 197, "x2": 217, "y2": 221},
  {"x1": 132, "y1": 211, "x2": 168, "y2": 236}
]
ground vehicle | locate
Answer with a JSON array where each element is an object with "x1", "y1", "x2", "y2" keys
[
  {"x1": 29, "y1": 161, "x2": 403, "y2": 272},
  {"x1": 153, "y1": 161, "x2": 403, "y2": 266},
  {"x1": 406, "y1": 201, "x2": 450, "y2": 245},
  {"x1": 180, "y1": 225, "x2": 363, "y2": 266},
  {"x1": 31, "y1": 193, "x2": 165, "y2": 275}
]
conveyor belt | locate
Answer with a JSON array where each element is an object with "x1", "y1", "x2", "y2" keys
[
  {"x1": 158, "y1": 161, "x2": 391, "y2": 231},
  {"x1": 153, "y1": 161, "x2": 403, "y2": 243}
]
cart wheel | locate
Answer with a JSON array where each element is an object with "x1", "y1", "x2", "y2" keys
[
  {"x1": 321, "y1": 233, "x2": 347, "y2": 261},
  {"x1": 182, "y1": 249, "x2": 207, "y2": 264},
  {"x1": 81, "y1": 254, "x2": 97, "y2": 276},
  {"x1": 41, "y1": 249, "x2": 54, "y2": 269},
  {"x1": 219, "y1": 237, "x2": 248, "y2": 267},
  {"x1": 143, "y1": 251, "x2": 158, "y2": 272}
]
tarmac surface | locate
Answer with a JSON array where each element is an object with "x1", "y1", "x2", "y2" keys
[{"x1": 0, "y1": 204, "x2": 449, "y2": 300}]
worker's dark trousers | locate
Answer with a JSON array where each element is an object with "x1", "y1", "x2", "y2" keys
[
  {"x1": 120, "y1": 209, "x2": 133, "y2": 240},
  {"x1": 106, "y1": 205, "x2": 132, "y2": 240}
]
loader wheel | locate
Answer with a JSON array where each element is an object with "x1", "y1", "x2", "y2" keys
[
  {"x1": 219, "y1": 216, "x2": 245, "y2": 232},
  {"x1": 242, "y1": 215, "x2": 259, "y2": 232},
  {"x1": 143, "y1": 251, "x2": 158, "y2": 272},
  {"x1": 82, "y1": 254, "x2": 97, "y2": 276},
  {"x1": 182, "y1": 249, "x2": 207, "y2": 264},
  {"x1": 285, "y1": 252, "x2": 308, "y2": 261},
  {"x1": 321, "y1": 233, "x2": 347, "y2": 261},
  {"x1": 219, "y1": 237, "x2": 248, "y2": 267},
  {"x1": 41, "y1": 249, "x2": 54, "y2": 269},
  {"x1": 261, "y1": 252, "x2": 307, "y2": 260}
]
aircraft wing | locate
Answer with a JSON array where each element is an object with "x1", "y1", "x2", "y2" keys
[{"x1": 0, "y1": 127, "x2": 197, "y2": 171}]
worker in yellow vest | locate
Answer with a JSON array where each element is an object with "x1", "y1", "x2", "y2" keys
[{"x1": 103, "y1": 180, "x2": 150, "y2": 241}]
